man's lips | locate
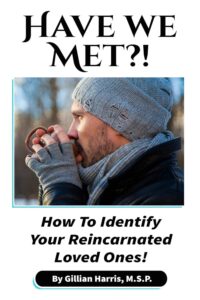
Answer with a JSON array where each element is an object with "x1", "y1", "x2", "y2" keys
[
  {"x1": 74, "y1": 141, "x2": 83, "y2": 153},
  {"x1": 73, "y1": 140, "x2": 84, "y2": 161}
]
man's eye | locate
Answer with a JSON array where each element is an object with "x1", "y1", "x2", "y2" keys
[{"x1": 73, "y1": 114, "x2": 83, "y2": 120}]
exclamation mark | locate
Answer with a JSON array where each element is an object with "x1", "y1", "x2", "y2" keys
[
  {"x1": 143, "y1": 45, "x2": 149, "y2": 66},
  {"x1": 142, "y1": 252, "x2": 148, "y2": 262}
]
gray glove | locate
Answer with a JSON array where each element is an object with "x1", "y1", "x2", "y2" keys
[{"x1": 25, "y1": 142, "x2": 82, "y2": 191}]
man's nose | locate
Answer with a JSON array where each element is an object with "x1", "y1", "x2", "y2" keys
[{"x1": 67, "y1": 121, "x2": 78, "y2": 140}]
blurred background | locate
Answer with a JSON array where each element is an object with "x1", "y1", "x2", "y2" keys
[{"x1": 14, "y1": 77, "x2": 184, "y2": 205}]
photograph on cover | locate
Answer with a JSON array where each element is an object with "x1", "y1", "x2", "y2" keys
[{"x1": 14, "y1": 77, "x2": 184, "y2": 206}]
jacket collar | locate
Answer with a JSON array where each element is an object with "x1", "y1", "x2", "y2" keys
[{"x1": 107, "y1": 137, "x2": 181, "y2": 184}]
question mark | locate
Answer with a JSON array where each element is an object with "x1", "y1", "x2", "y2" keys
[{"x1": 126, "y1": 44, "x2": 140, "y2": 66}]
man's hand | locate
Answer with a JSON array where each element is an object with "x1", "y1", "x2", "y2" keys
[
  {"x1": 25, "y1": 124, "x2": 83, "y2": 193},
  {"x1": 31, "y1": 124, "x2": 82, "y2": 163}
]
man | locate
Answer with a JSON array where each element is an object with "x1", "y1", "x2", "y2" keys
[{"x1": 25, "y1": 78, "x2": 184, "y2": 205}]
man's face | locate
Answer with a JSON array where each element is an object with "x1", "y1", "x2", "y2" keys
[{"x1": 68, "y1": 101, "x2": 117, "y2": 167}]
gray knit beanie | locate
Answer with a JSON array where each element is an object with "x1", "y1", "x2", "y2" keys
[{"x1": 72, "y1": 78, "x2": 174, "y2": 140}]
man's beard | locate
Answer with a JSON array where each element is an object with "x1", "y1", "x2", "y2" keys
[{"x1": 75, "y1": 126, "x2": 116, "y2": 167}]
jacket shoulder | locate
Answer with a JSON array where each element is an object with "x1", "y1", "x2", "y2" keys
[{"x1": 99, "y1": 139, "x2": 184, "y2": 206}]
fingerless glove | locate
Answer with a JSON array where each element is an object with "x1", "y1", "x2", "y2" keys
[{"x1": 25, "y1": 143, "x2": 82, "y2": 192}]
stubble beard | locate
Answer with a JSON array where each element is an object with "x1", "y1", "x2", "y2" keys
[{"x1": 76, "y1": 125, "x2": 116, "y2": 167}]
